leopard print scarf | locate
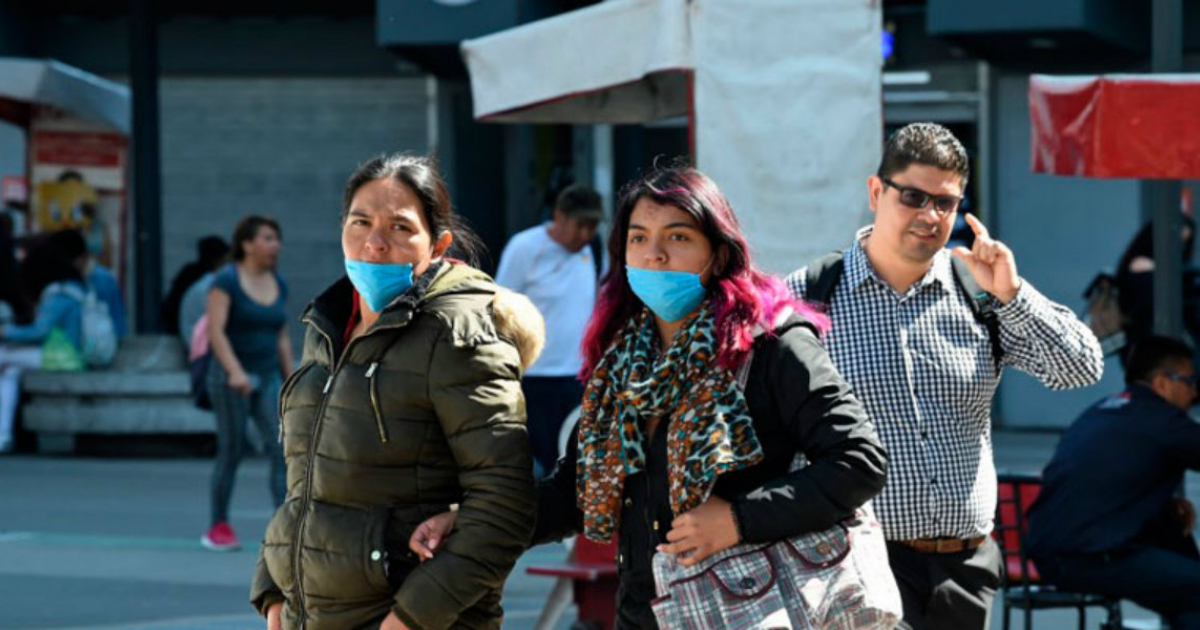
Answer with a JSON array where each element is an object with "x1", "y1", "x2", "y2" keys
[{"x1": 576, "y1": 303, "x2": 764, "y2": 542}]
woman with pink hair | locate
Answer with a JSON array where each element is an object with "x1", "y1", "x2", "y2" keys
[{"x1": 412, "y1": 165, "x2": 888, "y2": 629}]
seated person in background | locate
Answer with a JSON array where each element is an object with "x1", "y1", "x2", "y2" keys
[
  {"x1": 50, "y1": 229, "x2": 126, "y2": 340},
  {"x1": 1027, "y1": 335, "x2": 1200, "y2": 630},
  {"x1": 0, "y1": 241, "x2": 86, "y2": 452}
]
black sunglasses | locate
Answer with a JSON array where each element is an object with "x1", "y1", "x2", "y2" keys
[
  {"x1": 1162, "y1": 370, "x2": 1199, "y2": 389},
  {"x1": 881, "y1": 177, "x2": 963, "y2": 215}
]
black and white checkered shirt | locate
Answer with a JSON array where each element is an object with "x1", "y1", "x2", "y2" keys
[{"x1": 786, "y1": 226, "x2": 1103, "y2": 541}]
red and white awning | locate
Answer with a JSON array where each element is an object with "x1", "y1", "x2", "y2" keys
[
  {"x1": 461, "y1": 0, "x2": 691, "y2": 124},
  {"x1": 1030, "y1": 74, "x2": 1200, "y2": 179}
]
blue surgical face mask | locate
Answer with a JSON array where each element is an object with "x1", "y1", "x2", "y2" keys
[
  {"x1": 344, "y1": 259, "x2": 415, "y2": 313},
  {"x1": 626, "y1": 266, "x2": 709, "y2": 323}
]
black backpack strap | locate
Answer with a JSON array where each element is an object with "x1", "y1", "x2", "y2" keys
[
  {"x1": 949, "y1": 256, "x2": 1004, "y2": 375},
  {"x1": 804, "y1": 251, "x2": 846, "y2": 307},
  {"x1": 588, "y1": 236, "x2": 604, "y2": 282}
]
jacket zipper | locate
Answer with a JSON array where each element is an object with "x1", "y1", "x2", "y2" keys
[
  {"x1": 291, "y1": 316, "x2": 410, "y2": 629},
  {"x1": 276, "y1": 363, "x2": 313, "y2": 444},
  {"x1": 367, "y1": 362, "x2": 388, "y2": 443}
]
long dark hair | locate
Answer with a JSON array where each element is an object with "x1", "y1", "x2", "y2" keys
[
  {"x1": 580, "y1": 165, "x2": 827, "y2": 375},
  {"x1": 19, "y1": 235, "x2": 83, "y2": 304},
  {"x1": 230, "y1": 215, "x2": 281, "y2": 263},
  {"x1": 1117, "y1": 218, "x2": 1196, "y2": 284},
  {"x1": 342, "y1": 153, "x2": 484, "y2": 267},
  {"x1": 0, "y1": 229, "x2": 31, "y2": 322}
]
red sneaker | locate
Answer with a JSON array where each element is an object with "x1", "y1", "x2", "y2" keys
[{"x1": 201, "y1": 521, "x2": 241, "y2": 551}]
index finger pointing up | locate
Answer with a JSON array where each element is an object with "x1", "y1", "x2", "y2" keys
[{"x1": 964, "y1": 212, "x2": 990, "y2": 239}]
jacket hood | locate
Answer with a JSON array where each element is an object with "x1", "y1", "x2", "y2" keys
[{"x1": 490, "y1": 288, "x2": 546, "y2": 373}]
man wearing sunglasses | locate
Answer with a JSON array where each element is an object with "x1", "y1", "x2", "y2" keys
[
  {"x1": 786, "y1": 122, "x2": 1104, "y2": 629},
  {"x1": 1027, "y1": 336, "x2": 1200, "y2": 629}
]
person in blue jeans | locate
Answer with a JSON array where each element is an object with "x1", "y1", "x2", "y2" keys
[
  {"x1": 0, "y1": 240, "x2": 85, "y2": 452},
  {"x1": 202, "y1": 215, "x2": 293, "y2": 551},
  {"x1": 1027, "y1": 335, "x2": 1200, "y2": 629}
]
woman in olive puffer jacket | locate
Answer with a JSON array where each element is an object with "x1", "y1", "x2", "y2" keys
[{"x1": 250, "y1": 154, "x2": 541, "y2": 630}]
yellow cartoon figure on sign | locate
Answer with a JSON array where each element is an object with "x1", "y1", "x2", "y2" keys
[{"x1": 34, "y1": 171, "x2": 99, "y2": 232}]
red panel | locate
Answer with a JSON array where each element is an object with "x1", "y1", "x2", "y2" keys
[
  {"x1": 995, "y1": 478, "x2": 1043, "y2": 584},
  {"x1": 1030, "y1": 75, "x2": 1200, "y2": 179},
  {"x1": 32, "y1": 131, "x2": 126, "y2": 168},
  {"x1": 574, "y1": 535, "x2": 618, "y2": 565}
]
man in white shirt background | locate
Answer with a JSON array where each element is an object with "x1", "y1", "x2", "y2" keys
[{"x1": 495, "y1": 184, "x2": 604, "y2": 476}]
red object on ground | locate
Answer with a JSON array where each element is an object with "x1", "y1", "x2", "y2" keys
[
  {"x1": 527, "y1": 535, "x2": 618, "y2": 628},
  {"x1": 1030, "y1": 74, "x2": 1200, "y2": 179}
]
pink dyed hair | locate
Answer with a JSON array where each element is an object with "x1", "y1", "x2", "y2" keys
[{"x1": 579, "y1": 165, "x2": 828, "y2": 377}]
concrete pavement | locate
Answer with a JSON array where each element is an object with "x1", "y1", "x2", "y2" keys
[{"x1": 1, "y1": 432, "x2": 1194, "y2": 629}]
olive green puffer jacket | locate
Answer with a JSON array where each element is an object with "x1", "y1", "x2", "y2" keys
[{"x1": 250, "y1": 262, "x2": 538, "y2": 630}]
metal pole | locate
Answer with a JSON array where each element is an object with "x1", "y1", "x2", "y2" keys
[
  {"x1": 129, "y1": 0, "x2": 162, "y2": 333},
  {"x1": 1150, "y1": 0, "x2": 1183, "y2": 337}
]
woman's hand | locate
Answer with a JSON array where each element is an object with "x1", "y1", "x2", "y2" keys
[
  {"x1": 379, "y1": 611, "x2": 410, "y2": 630},
  {"x1": 409, "y1": 511, "x2": 457, "y2": 561},
  {"x1": 266, "y1": 602, "x2": 283, "y2": 630},
  {"x1": 659, "y1": 496, "x2": 740, "y2": 568},
  {"x1": 228, "y1": 370, "x2": 253, "y2": 396}
]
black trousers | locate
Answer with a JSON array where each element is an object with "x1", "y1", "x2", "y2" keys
[
  {"x1": 886, "y1": 538, "x2": 1002, "y2": 630},
  {"x1": 521, "y1": 376, "x2": 585, "y2": 475},
  {"x1": 1035, "y1": 512, "x2": 1200, "y2": 630}
]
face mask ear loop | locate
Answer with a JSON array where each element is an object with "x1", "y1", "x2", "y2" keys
[{"x1": 698, "y1": 254, "x2": 718, "y2": 287}]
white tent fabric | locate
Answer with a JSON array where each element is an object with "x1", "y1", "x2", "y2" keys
[
  {"x1": 692, "y1": 0, "x2": 881, "y2": 273},
  {"x1": 0, "y1": 58, "x2": 130, "y2": 134},
  {"x1": 461, "y1": 0, "x2": 691, "y2": 124},
  {"x1": 461, "y1": 0, "x2": 881, "y2": 274}
]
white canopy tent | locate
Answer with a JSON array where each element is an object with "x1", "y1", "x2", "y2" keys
[
  {"x1": 0, "y1": 58, "x2": 130, "y2": 134},
  {"x1": 462, "y1": 0, "x2": 882, "y2": 274}
]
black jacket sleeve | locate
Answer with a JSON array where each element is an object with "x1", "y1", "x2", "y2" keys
[
  {"x1": 732, "y1": 324, "x2": 888, "y2": 543},
  {"x1": 532, "y1": 419, "x2": 585, "y2": 545}
]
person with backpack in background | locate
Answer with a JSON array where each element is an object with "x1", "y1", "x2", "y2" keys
[
  {"x1": 787, "y1": 122, "x2": 1104, "y2": 629},
  {"x1": 48, "y1": 230, "x2": 122, "y2": 362},
  {"x1": 166, "y1": 235, "x2": 231, "y2": 341},
  {"x1": 1111, "y1": 217, "x2": 1200, "y2": 368},
  {"x1": 202, "y1": 215, "x2": 291, "y2": 551},
  {"x1": 177, "y1": 237, "x2": 230, "y2": 412},
  {"x1": 0, "y1": 237, "x2": 87, "y2": 453},
  {"x1": 494, "y1": 183, "x2": 605, "y2": 476}
]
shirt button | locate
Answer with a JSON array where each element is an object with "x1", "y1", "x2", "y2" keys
[
  {"x1": 370, "y1": 550, "x2": 383, "y2": 561},
  {"x1": 624, "y1": 498, "x2": 633, "y2": 508},
  {"x1": 653, "y1": 520, "x2": 660, "y2": 531},
  {"x1": 618, "y1": 554, "x2": 624, "y2": 564}
]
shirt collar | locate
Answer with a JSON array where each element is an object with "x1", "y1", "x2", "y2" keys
[{"x1": 847, "y1": 225, "x2": 953, "y2": 296}]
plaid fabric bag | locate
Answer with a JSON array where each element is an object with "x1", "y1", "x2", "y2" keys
[{"x1": 650, "y1": 503, "x2": 902, "y2": 630}]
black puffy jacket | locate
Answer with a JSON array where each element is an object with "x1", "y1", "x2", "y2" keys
[{"x1": 251, "y1": 262, "x2": 538, "y2": 630}]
